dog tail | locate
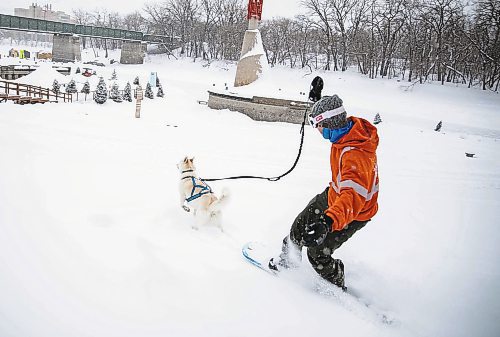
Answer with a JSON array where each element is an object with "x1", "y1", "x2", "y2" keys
[{"x1": 210, "y1": 188, "x2": 230, "y2": 212}]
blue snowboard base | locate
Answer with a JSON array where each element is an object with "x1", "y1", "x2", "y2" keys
[{"x1": 242, "y1": 241, "x2": 277, "y2": 275}]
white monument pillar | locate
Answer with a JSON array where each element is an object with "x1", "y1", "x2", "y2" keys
[{"x1": 234, "y1": 1, "x2": 267, "y2": 87}]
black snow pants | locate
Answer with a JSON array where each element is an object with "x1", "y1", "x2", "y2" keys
[{"x1": 280, "y1": 187, "x2": 368, "y2": 288}]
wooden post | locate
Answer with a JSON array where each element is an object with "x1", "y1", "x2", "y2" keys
[{"x1": 135, "y1": 85, "x2": 143, "y2": 118}]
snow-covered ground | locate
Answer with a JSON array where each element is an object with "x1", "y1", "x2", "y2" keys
[{"x1": 1, "y1": 48, "x2": 499, "y2": 337}]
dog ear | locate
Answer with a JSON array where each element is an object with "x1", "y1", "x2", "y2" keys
[
  {"x1": 189, "y1": 157, "x2": 195, "y2": 163},
  {"x1": 183, "y1": 156, "x2": 188, "y2": 163}
]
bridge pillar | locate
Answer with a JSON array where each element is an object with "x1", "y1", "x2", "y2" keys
[
  {"x1": 52, "y1": 34, "x2": 81, "y2": 63},
  {"x1": 120, "y1": 41, "x2": 145, "y2": 64}
]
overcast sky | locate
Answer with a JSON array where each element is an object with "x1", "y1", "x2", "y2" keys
[{"x1": 1, "y1": 0, "x2": 304, "y2": 19}]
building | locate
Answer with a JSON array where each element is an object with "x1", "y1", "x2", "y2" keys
[{"x1": 14, "y1": 3, "x2": 72, "y2": 23}]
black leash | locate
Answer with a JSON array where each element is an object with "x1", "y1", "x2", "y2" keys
[{"x1": 201, "y1": 109, "x2": 309, "y2": 182}]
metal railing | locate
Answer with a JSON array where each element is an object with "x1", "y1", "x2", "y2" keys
[{"x1": 0, "y1": 14, "x2": 179, "y2": 45}]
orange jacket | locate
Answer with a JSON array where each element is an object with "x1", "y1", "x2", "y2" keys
[{"x1": 326, "y1": 117, "x2": 379, "y2": 231}]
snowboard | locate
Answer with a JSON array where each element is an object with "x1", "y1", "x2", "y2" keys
[
  {"x1": 242, "y1": 241, "x2": 397, "y2": 326},
  {"x1": 242, "y1": 241, "x2": 277, "y2": 275}
]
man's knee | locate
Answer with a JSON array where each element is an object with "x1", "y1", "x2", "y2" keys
[
  {"x1": 307, "y1": 245, "x2": 333, "y2": 269},
  {"x1": 290, "y1": 189, "x2": 330, "y2": 243}
]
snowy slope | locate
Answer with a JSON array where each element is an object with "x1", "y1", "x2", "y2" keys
[{"x1": 0, "y1": 54, "x2": 499, "y2": 337}]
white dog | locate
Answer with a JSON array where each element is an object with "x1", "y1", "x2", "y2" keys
[{"x1": 177, "y1": 157, "x2": 228, "y2": 230}]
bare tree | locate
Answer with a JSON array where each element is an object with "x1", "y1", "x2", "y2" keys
[
  {"x1": 372, "y1": 0, "x2": 405, "y2": 77},
  {"x1": 465, "y1": 0, "x2": 500, "y2": 90},
  {"x1": 123, "y1": 11, "x2": 147, "y2": 32},
  {"x1": 144, "y1": 3, "x2": 174, "y2": 36},
  {"x1": 72, "y1": 9, "x2": 92, "y2": 48},
  {"x1": 418, "y1": 0, "x2": 463, "y2": 82},
  {"x1": 302, "y1": 0, "x2": 337, "y2": 70},
  {"x1": 166, "y1": 0, "x2": 200, "y2": 55},
  {"x1": 198, "y1": 0, "x2": 224, "y2": 59}
]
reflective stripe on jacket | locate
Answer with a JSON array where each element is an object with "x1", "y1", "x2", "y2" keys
[{"x1": 326, "y1": 117, "x2": 379, "y2": 231}]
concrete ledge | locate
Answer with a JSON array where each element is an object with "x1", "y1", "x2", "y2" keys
[{"x1": 207, "y1": 91, "x2": 312, "y2": 124}]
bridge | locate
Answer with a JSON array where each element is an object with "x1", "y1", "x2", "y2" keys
[{"x1": 0, "y1": 14, "x2": 179, "y2": 64}]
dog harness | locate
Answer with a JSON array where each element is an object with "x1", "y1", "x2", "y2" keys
[{"x1": 182, "y1": 170, "x2": 213, "y2": 202}]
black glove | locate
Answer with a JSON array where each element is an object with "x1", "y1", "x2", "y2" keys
[{"x1": 301, "y1": 210, "x2": 333, "y2": 247}]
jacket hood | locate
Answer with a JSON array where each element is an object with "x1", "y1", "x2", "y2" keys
[{"x1": 333, "y1": 117, "x2": 379, "y2": 153}]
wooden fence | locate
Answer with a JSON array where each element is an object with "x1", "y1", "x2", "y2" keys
[
  {"x1": 0, "y1": 80, "x2": 72, "y2": 103},
  {"x1": 77, "y1": 88, "x2": 145, "y2": 102},
  {"x1": 0, "y1": 79, "x2": 146, "y2": 104}
]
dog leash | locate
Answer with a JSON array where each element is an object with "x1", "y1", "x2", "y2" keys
[{"x1": 200, "y1": 108, "x2": 309, "y2": 182}]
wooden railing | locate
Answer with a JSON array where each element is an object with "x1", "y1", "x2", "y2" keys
[{"x1": 0, "y1": 80, "x2": 72, "y2": 102}]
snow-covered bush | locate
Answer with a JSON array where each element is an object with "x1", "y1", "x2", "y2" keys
[
  {"x1": 123, "y1": 82, "x2": 132, "y2": 102},
  {"x1": 81, "y1": 80, "x2": 90, "y2": 100},
  {"x1": 93, "y1": 77, "x2": 108, "y2": 104},
  {"x1": 157, "y1": 84, "x2": 164, "y2": 98},
  {"x1": 66, "y1": 79, "x2": 78, "y2": 94},
  {"x1": 52, "y1": 79, "x2": 60, "y2": 94},
  {"x1": 145, "y1": 82, "x2": 154, "y2": 99},
  {"x1": 109, "y1": 82, "x2": 123, "y2": 103}
]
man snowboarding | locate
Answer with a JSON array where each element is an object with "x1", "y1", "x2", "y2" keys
[{"x1": 269, "y1": 95, "x2": 379, "y2": 290}]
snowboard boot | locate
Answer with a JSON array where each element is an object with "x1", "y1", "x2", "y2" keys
[
  {"x1": 329, "y1": 259, "x2": 346, "y2": 291},
  {"x1": 268, "y1": 257, "x2": 284, "y2": 272},
  {"x1": 268, "y1": 237, "x2": 302, "y2": 273},
  {"x1": 268, "y1": 255, "x2": 297, "y2": 272},
  {"x1": 311, "y1": 255, "x2": 346, "y2": 291}
]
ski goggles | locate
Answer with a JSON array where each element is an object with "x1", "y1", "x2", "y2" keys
[{"x1": 308, "y1": 106, "x2": 346, "y2": 128}]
